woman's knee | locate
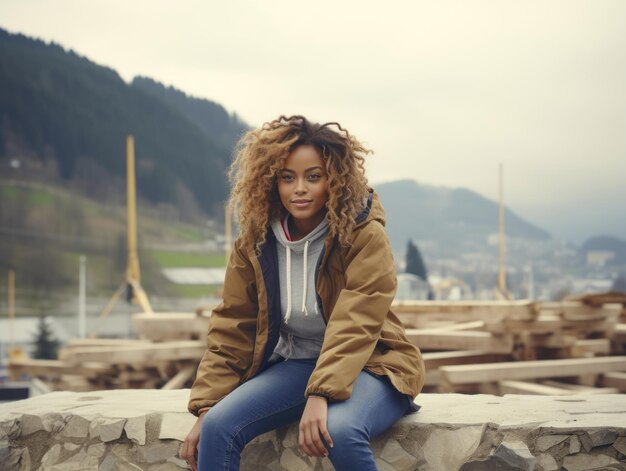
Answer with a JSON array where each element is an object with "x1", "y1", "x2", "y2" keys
[
  {"x1": 201, "y1": 408, "x2": 238, "y2": 441},
  {"x1": 326, "y1": 414, "x2": 368, "y2": 447}
]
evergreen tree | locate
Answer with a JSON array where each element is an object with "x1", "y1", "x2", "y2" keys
[
  {"x1": 33, "y1": 315, "x2": 60, "y2": 360},
  {"x1": 612, "y1": 272, "x2": 626, "y2": 294},
  {"x1": 405, "y1": 239, "x2": 428, "y2": 281}
]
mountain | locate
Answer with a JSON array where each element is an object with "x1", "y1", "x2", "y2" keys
[
  {"x1": 580, "y1": 236, "x2": 626, "y2": 265},
  {"x1": 131, "y1": 76, "x2": 247, "y2": 153},
  {"x1": 376, "y1": 179, "x2": 551, "y2": 254},
  {"x1": 0, "y1": 28, "x2": 246, "y2": 216}
]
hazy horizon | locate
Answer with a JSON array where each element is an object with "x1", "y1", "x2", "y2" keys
[{"x1": 1, "y1": 1, "x2": 625, "y2": 244}]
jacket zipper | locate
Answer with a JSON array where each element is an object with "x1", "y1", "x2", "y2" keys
[{"x1": 314, "y1": 244, "x2": 328, "y2": 325}]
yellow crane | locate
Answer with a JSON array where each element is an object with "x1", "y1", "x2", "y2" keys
[
  {"x1": 90, "y1": 135, "x2": 153, "y2": 337},
  {"x1": 5, "y1": 270, "x2": 26, "y2": 360},
  {"x1": 496, "y1": 163, "x2": 512, "y2": 300}
]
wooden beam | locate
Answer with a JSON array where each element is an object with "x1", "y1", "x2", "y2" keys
[
  {"x1": 58, "y1": 340, "x2": 206, "y2": 364},
  {"x1": 440, "y1": 356, "x2": 626, "y2": 384},
  {"x1": 613, "y1": 324, "x2": 626, "y2": 341},
  {"x1": 421, "y1": 321, "x2": 486, "y2": 332},
  {"x1": 8, "y1": 358, "x2": 112, "y2": 376},
  {"x1": 161, "y1": 365, "x2": 196, "y2": 390},
  {"x1": 132, "y1": 313, "x2": 210, "y2": 341},
  {"x1": 486, "y1": 318, "x2": 563, "y2": 334},
  {"x1": 521, "y1": 334, "x2": 577, "y2": 349},
  {"x1": 30, "y1": 377, "x2": 53, "y2": 395},
  {"x1": 65, "y1": 338, "x2": 153, "y2": 347},
  {"x1": 424, "y1": 369, "x2": 442, "y2": 387},
  {"x1": 393, "y1": 300, "x2": 537, "y2": 324},
  {"x1": 499, "y1": 380, "x2": 572, "y2": 396},
  {"x1": 574, "y1": 339, "x2": 611, "y2": 355},
  {"x1": 564, "y1": 291, "x2": 626, "y2": 306},
  {"x1": 540, "y1": 380, "x2": 619, "y2": 395},
  {"x1": 422, "y1": 351, "x2": 511, "y2": 369},
  {"x1": 405, "y1": 329, "x2": 514, "y2": 353},
  {"x1": 601, "y1": 372, "x2": 626, "y2": 392}
]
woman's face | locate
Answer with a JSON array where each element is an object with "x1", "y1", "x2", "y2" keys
[{"x1": 277, "y1": 144, "x2": 329, "y2": 236}]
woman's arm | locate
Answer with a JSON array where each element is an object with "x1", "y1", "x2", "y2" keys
[
  {"x1": 305, "y1": 221, "x2": 396, "y2": 401},
  {"x1": 187, "y1": 237, "x2": 259, "y2": 416}
]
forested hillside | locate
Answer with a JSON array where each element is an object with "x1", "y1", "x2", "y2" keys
[
  {"x1": 132, "y1": 76, "x2": 246, "y2": 152},
  {"x1": 0, "y1": 28, "x2": 246, "y2": 216}
]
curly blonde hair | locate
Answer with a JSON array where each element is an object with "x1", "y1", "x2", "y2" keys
[{"x1": 228, "y1": 115, "x2": 371, "y2": 253}]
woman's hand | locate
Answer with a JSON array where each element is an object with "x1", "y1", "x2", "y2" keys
[
  {"x1": 299, "y1": 396, "x2": 334, "y2": 457},
  {"x1": 181, "y1": 411, "x2": 206, "y2": 471}
]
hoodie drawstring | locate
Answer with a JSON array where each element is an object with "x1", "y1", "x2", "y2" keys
[
  {"x1": 302, "y1": 240, "x2": 310, "y2": 316},
  {"x1": 284, "y1": 239, "x2": 311, "y2": 323},
  {"x1": 285, "y1": 246, "x2": 292, "y2": 323}
]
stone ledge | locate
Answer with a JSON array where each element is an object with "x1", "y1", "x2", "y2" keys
[{"x1": 1, "y1": 391, "x2": 625, "y2": 470}]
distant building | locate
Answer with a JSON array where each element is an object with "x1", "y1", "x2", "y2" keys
[
  {"x1": 429, "y1": 275, "x2": 473, "y2": 300},
  {"x1": 586, "y1": 251, "x2": 616, "y2": 267},
  {"x1": 570, "y1": 278, "x2": 613, "y2": 294},
  {"x1": 162, "y1": 268, "x2": 226, "y2": 285},
  {"x1": 395, "y1": 273, "x2": 431, "y2": 301}
]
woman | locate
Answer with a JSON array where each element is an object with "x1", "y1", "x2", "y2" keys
[{"x1": 182, "y1": 115, "x2": 425, "y2": 471}]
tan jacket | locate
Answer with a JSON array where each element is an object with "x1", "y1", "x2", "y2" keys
[{"x1": 188, "y1": 190, "x2": 425, "y2": 416}]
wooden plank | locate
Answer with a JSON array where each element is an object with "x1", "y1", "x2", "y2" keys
[
  {"x1": 488, "y1": 317, "x2": 618, "y2": 335},
  {"x1": 66, "y1": 338, "x2": 153, "y2": 347},
  {"x1": 601, "y1": 372, "x2": 626, "y2": 392},
  {"x1": 486, "y1": 318, "x2": 563, "y2": 334},
  {"x1": 422, "y1": 351, "x2": 511, "y2": 369},
  {"x1": 424, "y1": 369, "x2": 442, "y2": 387},
  {"x1": 405, "y1": 329, "x2": 513, "y2": 353},
  {"x1": 613, "y1": 324, "x2": 626, "y2": 341},
  {"x1": 559, "y1": 303, "x2": 622, "y2": 321},
  {"x1": 393, "y1": 300, "x2": 537, "y2": 323},
  {"x1": 30, "y1": 377, "x2": 53, "y2": 395},
  {"x1": 8, "y1": 358, "x2": 112, "y2": 376},
  {"x1": 161, "y1": 365, "x2": 196, "y2": 390},
  {"x1": 58, "y1": 375, "x2": 94, "y2": 392},
  {"x1": 565, "y1": 292, "x2": 626, "y2": 307},
  {"x1": 574, "y1": 339, "x2": 611, "y2": 355},
  {"x1": 439, "y1": 356, "x2": 626, "y2": 384},
  {"x1": 132, "y1": 313, "x2": 210, "y2": 341},
  {"x1": 422, "y1": 321, "x2": 486, "y2": 332},
  {"x1": 522, "y1": 334, "x2": 577, "y2": 349},
  {"x1": 540, "y1": 380, "x2": 619, "y2": 394},
  {"x1": 499, "y1": 380, "x2": 572, "y2": 395},
  {"x1": 58, "y1": 340, "x2": 206, "y2": 364}
]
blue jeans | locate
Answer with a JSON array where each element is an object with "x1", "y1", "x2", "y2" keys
[{"x1": 197, "y1": 358, "x2": 412, "y2": 471}]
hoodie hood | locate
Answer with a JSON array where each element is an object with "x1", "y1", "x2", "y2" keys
[
  {"x1": 270, "y1": 215, "x2": 329, "y2": 324},
  {"x1": 355, "y1": 189, "x2": 385, "y2": 227},
  {"x1": 270, "y1": 214, "x2": 329, "y2": 252}
]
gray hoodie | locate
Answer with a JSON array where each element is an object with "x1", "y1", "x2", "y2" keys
[{"x1": 269, "y1": 214, "x2": 329, "y2": 361}]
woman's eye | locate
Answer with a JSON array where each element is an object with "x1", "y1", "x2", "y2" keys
[
  {"x1": 307, "y1": 174, "x2": 322, "y2": 181},
  {"x1": 281, "y1": 174, "x2": 294, "y2": 182}
]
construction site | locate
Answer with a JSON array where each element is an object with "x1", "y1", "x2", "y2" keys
[
  {"x1": 3, "y1": 137, "x2": 626, "y2": 400},
  {"x1": 2, "y1": 137, "x2": 626, "y2": 471}
]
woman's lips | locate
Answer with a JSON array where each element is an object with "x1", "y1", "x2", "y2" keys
[{"x1": 291, "y1": 200, "x2": 312, "y2": 208}]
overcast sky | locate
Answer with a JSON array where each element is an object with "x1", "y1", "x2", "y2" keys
[{"x1": 1, "y1": 1, "x2": 625, "y2": 243}]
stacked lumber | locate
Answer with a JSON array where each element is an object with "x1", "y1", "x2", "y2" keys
[
  {"x1": 8, "y1": 314, "x2": 211, "y2": 391},
  {"x1": 565, "y1": 291, "x2": 626, "y2": 354},
  {"x1": 394, "y1": 298, "x2": 626, "y2": 396},
  {"x1": 9, "y1": 296, "x2": 626, "y2": 397}
]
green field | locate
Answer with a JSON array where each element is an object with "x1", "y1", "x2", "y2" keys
[
  {"x1": 150, "y1": 250, "x2": 226, "y2": 268},
  {"x1": 1, "y1": 180, "x2": 225, "y2": 307},
  {"x1": 168, "y1": 284, "x2": 221, "y2": 298},
  {"x1": 1, "y1": 184, "x2": 55, "y2": 207}
]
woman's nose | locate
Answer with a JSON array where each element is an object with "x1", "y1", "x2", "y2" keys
[{"x1": 295, "y1": 178, "x2": 307, "y2": 193}]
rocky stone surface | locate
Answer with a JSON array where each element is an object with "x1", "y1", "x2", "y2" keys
[{"x1": 1, "y1": 391, "x2": 625, "y2": 470}]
